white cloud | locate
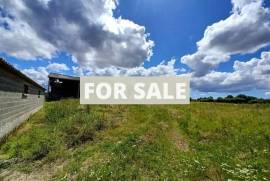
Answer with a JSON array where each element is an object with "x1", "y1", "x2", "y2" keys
[
  {"x1": 22, "y1": 59, "x2": 180, "y2": 88},
  {"x1": 22, "y1": 67, "x2": 49, "y2": 88},
  {"x1": 181, "y1": 0, "x2": 270, "y2": 76},
  {"x1": 232, "y1": 0, "x2": 261, "y2": 11},
  {"x1": 22, "y1": 62, "x2": 70, "y2": 87},
  {"x1": 72, "y1": 66, "x2": 84, "y2": 77},
  {"x1": 0, "y1": 9, "x2": 57, "y2": 60},
  {"x1": 0, "y1": 0, "x2": 154, "y2": 68},
  {"x1": 46, "y1": 63, "x2": 70, "y2": 72},
  {"x1": 181, "y1": 52, "x2": 229, "y2": 76},
  {"x1": 73, "y1": 59, "x2": 180, "y2": 77},
  {"x1": 191, "y1": 51, "x2": 270, "y2": 92},
  {"x1": 179, "y1": 67, "x2": 186, "y2": 72},
  {"x1": 265, "y1": 92, "x2": 270, "y2": 96},
  {"x1": 180, "y1": 0, "x2": 270, "y2": 93}
]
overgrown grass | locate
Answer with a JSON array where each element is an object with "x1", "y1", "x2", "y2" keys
[
  {"x1": 0, "y1": 100, "x2": 118, "y2": 166},
  {"x1": 177, "y1": 103, "x2": 270, "y2": 180},
  {"x1": 0, "y1": 101, "x2": 269, "y2": 180}
]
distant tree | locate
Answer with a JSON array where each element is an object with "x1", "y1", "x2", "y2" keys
[
  {"x1": 191, "y1": 94, "x2": 269, "y2": 104},
  {"x1": 236, "y1": 94, "x2": 247, "y2": 99},
  {"x1": 234, "y1": 94, "x2": 258, "y2": 103},
  {"x1": 216, "y1": 97, "x2": 224, "y2": 102},
  {"x1": 208, "y1": 96, "x2": 214, "y2": 102},
  {"x1": 224, "y1": 95, "x2": 234, "y2": 103},
  {"x1": 197, "y1": 96, "x2": 214, "y2": 102}
]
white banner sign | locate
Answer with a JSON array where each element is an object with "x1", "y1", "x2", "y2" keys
[{"x1": 80, "y1": 77, "x2": 190, "y2": 105}]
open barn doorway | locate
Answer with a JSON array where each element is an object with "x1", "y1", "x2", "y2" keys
[{"x1": 48, "y1": 73, "x2": 80, "y2": 100}]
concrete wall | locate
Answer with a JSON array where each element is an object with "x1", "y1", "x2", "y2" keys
[{"x1": 0, "y1": 66, "x2": 45, "y2": 139}]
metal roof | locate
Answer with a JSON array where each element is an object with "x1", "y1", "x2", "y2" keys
[
  {"x1": 48, "y1": 73, "x2": 80, "y2": 81},
  {"x1": 0, "y1": 58, "x2": 46, "y2": 90}
]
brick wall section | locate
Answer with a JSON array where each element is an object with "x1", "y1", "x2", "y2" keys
[{"x1": 0, "y1": 66, "x2": 45, "y2": 139}]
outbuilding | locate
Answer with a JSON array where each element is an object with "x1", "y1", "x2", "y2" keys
[
  {"x1": 48, "y1": 73, "x2": 80, "y2": 100},
  {"x1": 0, "y1": 58, "x2": 45, "y2": 139}
]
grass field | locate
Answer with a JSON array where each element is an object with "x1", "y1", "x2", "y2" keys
[{"x1": 0, "y1": 100, "x2": 270, "y2": 180}]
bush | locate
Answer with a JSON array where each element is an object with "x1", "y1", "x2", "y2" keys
[
  {"x1": 63, "y1": 113, "x2": 96, "y2": 147},
  {"x1": 94, "y1": 119, "x2": 106, "y2": 131},
  {"x1": 65, "y1": 125, "x2": 95, "y2": 147}
]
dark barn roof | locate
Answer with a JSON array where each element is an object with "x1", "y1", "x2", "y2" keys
[
  {"x1": 0, "y1": 58, "x2": 45, "y2": 91},
  {"x1": 48, "y1": 73, "x2": 80, "y2": 81}
]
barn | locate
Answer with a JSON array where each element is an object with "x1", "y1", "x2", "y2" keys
[
  {"x1": 48, "y1": 73, "x2": 80, "y2": 100},
  {"x1": 0, "y1": 58, "x2": 45, "y2": 139}
]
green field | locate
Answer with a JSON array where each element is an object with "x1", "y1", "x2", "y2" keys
[{"x1": 0, "y1": 100, "x2": 269, "y2": 180}]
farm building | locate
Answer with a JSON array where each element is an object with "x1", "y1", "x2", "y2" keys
[
  {"x1": 0, "y1": 58, "x2": 45, "y2": 139},
  {"x1": 48, "y1": 73, "x2": 80, "y2": 100}
]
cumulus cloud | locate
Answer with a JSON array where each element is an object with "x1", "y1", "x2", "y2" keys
[
  {"x1": 0, "y1": 4, "x2": 56, "y2": 60},
  {"x1": 22, "y1": 59, "x2": 181, "y2": 88},
  {"x1": 22, "y1": 62, "x2": 70, "y2": 87},
  {"x1": 22, "y1": 66, "x2": 49, "y2": 87},
  {"x1": 0, "y1": 0, "x2": 154, "y2": 68},
  {"x1": 46, "y1": 63, "x2": 70, "y2": 72},
  {"x1": 73, "y1": 59, "x2": 180, "y2": 76},
  {"x1": 191, "y1": 51, "x2": 270, "y2": 92},
  {"x1": 181, "y1": 0, "x2": 270, "y2": 76},
  {"x1": 232, "y1": 0, "x2": 260, "y2": 11},
  {"x1": 181, "y1": 52, "x2": 230, "y2": 76}
]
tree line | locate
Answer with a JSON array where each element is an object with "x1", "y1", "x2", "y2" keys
[{"x1": 192, "y1": 94, "x2": 270, "y2": 104}]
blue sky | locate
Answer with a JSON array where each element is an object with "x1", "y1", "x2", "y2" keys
[
  {"x1": 1, "y1": 0, "x2": 270, "y2": 98},
  {"x1": 116, "y1": 0, "x2": 231, "y2": 69}
]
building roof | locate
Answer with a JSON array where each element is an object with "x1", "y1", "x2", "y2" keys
[
  {"x1": 0, "y1": 58, "x2": 46, "y2": 90},
  {"x1": 48, "y1": 73, "x2": 80, "y2": 81}
]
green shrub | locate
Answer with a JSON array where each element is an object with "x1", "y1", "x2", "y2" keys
[
  {"x1": 94, "y1": 119, "x2": 106, "y2": 131},
  {"x1": 63, "y1": 113, "x2": 96, "y2": 147}
]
